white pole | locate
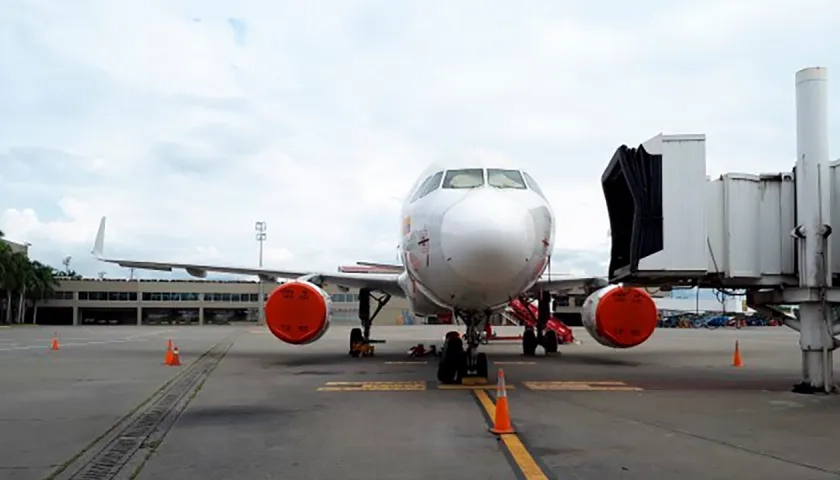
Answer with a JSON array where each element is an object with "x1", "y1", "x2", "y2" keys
[
  {"x1": 793, "y1": 66, "x2": 835, "y2": 393},
  {"x1": 255, "y1": 221, "x2": 267, "y2": 326},
  {"x1": 795, "y1": 66, "x2": 831, "y2": 288}
]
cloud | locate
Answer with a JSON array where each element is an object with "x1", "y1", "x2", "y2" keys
[{"x1": 2, "y1": 0, "x2": 840, "y2": 282}]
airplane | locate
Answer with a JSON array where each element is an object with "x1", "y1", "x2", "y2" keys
[{"x1": 90, "y1": 155, "x2": 661, "y2": 384}]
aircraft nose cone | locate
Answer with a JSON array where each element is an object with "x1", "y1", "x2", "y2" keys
[{"x1": 441, "y1": 191, "x2": 535, "y2": 285}]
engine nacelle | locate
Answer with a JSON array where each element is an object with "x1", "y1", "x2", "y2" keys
[
  {"x1": 581, "y1": 285, "x2": 658, "y2": 348},
  {"x1": 264, "y1": 280, "x2": 332, "y2": 345}
]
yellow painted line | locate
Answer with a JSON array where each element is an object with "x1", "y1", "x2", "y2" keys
[
  {"x1": 493, "y1": 361, "x2": 536, "y2": 365},
  {"x1": 438, "y1": 384, "x2": 516, "y2": 390},
  {"x1": 324, "y1": 381, "x2": 423, "y2": 385},
  {"x1": 473, "y1": 389, "x2": 549, "y2": 480},
  {"x1": 317, "y1": 381, "x2": 426, "y2": 391},
  {"x1": 523, "y1": 381, "x2": 642, "y2": 391},
  {"x1": 384, "y1": 361, "x2": 428, "y2": 364},
  {"x1": 461, "y1": 377, "x2": 489, "y2": 385}
]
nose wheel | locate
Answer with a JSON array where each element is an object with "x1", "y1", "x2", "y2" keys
[{"x1": 437, "y1": 320, "x2": 490, "y2": 385}]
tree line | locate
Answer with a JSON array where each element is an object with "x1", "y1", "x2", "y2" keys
[{"x1": 0, "y1": 230, "x2": 69, "y2": 324}]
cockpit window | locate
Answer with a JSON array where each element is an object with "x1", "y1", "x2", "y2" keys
[
  {"x1": 442, "y1": 168, "x2": 484, "y2": 189},
  {"x1": 417, "y1": 171, "x2": 443, "y2": 199},
  {"x1": 522, "y1": 171, "x2": 546, "y2": 198},
  {"x1": 410, "y1": 171, "x2": 444, "y2": 202},
  {"x1": 487, "y1": 169, "x2": 527, "y2": 189}
]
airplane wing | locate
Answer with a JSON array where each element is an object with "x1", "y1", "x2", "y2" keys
[
  {"x1": 355, "y1": 261, "x2": 405, "y2": 271},
  {"x1": 89, "y1": 217, "x2": 405, "y2": 297}
]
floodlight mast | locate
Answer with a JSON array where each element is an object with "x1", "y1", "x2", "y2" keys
[{"x1": 255, "y1": 221, "x2": 267, "y2": 326}]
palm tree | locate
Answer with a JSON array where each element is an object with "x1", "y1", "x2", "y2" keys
[
  {"x1": 12, "y1": 252, "x2": 33, "y2": 324},
  {"x1": 0, "y1": 241, "x2": 15, "y2": 324},
  {"x1": 0, "y1": 234, "x2": 62, "y2": 324},
  {"x1": 27, "y1": 261, "x2": 60, "y2": 324}
]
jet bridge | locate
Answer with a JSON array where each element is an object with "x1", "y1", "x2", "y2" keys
[{"x1": 601, "y1": 66, "x2": 839, "y2": 394}]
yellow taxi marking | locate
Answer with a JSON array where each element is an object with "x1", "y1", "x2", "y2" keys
[
  {"x1": 437, "y1": 384, "x2": 516, "y2": 390},
  {"x1": 493, "y1": 361, "x2": 536, "y2": 365},
  {"x1": 317, "y1": 381, "x2": 426, "y2": 391},
  {"x1": 473, "y1": 389, "x2": 549, "y2": 480},
  {"x1": 384, "y1": 361, "x2": 428, "y2": 364},
  {"x1": 523, "y1": 380, "x2": 642, "y2": 391},
  {"x1": 461, "y1": 377, "x2": 489, "y2": 385}
]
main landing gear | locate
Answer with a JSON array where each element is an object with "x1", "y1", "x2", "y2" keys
[
  {"x1": 521, "y1": 291, "x2": 558, "y2": 357},
  {"x1": 437, "y1": 311, "x2": 490, "y2": 385},
  {"x1": 349, "y1": 288, "x2": 391, "y2": 358}
]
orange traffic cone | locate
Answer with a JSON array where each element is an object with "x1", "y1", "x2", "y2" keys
[
  {"x1": 489, "y1": 369, "x2": 515, "y2": 435},
  {"x1": 164, "y1": 339, "x2": 173, "y2": 364},
  {"x1": 167, "y1": 346, "x2": 181, "y2": 366},
  {"x1": 50, "y1": 333, "x2": 60, "y2": 351},
  {"x1": 732, "y1": 340, "x2": 743, "y2": 367}
]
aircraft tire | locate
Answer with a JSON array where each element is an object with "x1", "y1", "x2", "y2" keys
[
  {"x1": 437, "y1": 336, "x2": 463, "y2": 384},
  {"x1": 476, "y1": 352, "x2": 488, "y2": 379},
  {"x1": 543, "y1": 330, "x2": 558, "y2": 353},
  {"x1": 349, "y1": 327, "x2": 363, "y2": 357},
  {"x1": 522, "y1": 328, "x2": 538, "y2": 356}
]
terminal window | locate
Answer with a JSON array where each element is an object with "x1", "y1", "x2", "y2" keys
[
  {"x1": 79, "y1": 291, "x2": 138, "y2": 301},
  {"x1": 331, "y1": 294, "x2": 360, "y2": 303}
]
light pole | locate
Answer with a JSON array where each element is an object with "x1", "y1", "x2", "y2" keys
[{"x1": 255, "y1": 221, "x2": 267, "y2": 325}]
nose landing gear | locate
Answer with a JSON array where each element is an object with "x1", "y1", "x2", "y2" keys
[{"x1": 436, "y1": 311, "x2": 490, "y2": 385}]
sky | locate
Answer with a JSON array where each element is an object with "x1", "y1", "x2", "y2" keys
[{"x1": 2, "y1": 0, "x2": 840, "y2": 281}]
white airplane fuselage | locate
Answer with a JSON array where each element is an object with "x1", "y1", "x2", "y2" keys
[{"x1": 394, "y1": 159, "x2": 555, "y2": 316}]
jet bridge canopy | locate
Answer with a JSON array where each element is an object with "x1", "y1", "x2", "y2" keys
[{"x1": 602, "y1": 143, "x2": 664, "y2": 280}]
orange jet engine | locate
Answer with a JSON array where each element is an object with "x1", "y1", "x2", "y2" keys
[
  {"x1": 265, "y1": 280, "x2": 333, "y2": 345},
  {"x1": 581, "y1": 285, "x2": 658, "y2": 348}
]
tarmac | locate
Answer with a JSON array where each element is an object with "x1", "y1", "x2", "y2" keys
[{"x1": 1, "y1": 323, "x2": 839, "y2": 480}]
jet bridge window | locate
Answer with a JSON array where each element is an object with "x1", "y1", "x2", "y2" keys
[
  {"x1": 442, "y1": 168, "x2": 484, "y2": 189},
  {"x1": 488, "y1": 169, "x2": 527, "y2": 189},
  {"x1": 410, "y1": 171, "x2": 444, "y2": 202}
]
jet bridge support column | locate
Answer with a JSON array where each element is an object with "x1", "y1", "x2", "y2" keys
[{"x1": 791, "y1": 67, "x2": 836, "y2": 394}]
